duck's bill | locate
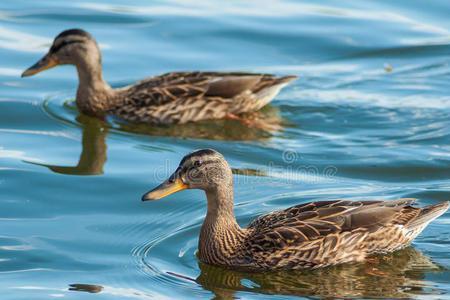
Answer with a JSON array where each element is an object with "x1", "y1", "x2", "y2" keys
[
  {"x1": 142, "y1": 178, "x2": 187, "y2": 201},
  {"x1": 21, "y1": 55, "x2": 59, "y2": 77}
]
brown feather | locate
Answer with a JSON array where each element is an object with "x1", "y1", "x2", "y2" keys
[
  {"x1": 110, "y1": 72, "x2": 297, "y2": 124},
  {"x1": 225, "y1": 199, "x2": 450, "y2": 270}
]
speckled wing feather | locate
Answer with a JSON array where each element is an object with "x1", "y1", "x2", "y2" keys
[
  {"x1": 248, "y1": 199, "x2": 416, "y2": 231},
  {"x1": 119, "y1": 72, "x2": 210, "y2": 107},
  {"x1": 111, "y1": 72, "x2": 296, "y2": 124},
  {"x1": 241, "y1": 199, "x2": 422, "y2": 269}
]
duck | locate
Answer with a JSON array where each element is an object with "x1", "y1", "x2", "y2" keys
[
  {"x1": 21, "y1": 29, "x2": 297, "y2": 125},
  {"x1": 142, "y1": 149, "x2": 449, "y2": 271}
]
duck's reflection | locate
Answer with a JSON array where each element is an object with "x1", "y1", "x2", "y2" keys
[
  {"x1": 69, "y1": 283, "x2": 103, "y2": 293},
  {"x1": 117, "y1": 105, "x2": 285, "y2": 140},
  {"x1": 67, "y1": 248, "x2": 442, "y2": 299},
  {"x1": 27, "y1": 115, "x2": 108, "y2": 175},
  {"x1": 28, "y1": 106, "x2": 284, "y2": 176},
  {"x1": 196, "y1": 248, "x2": 442, "y2": 299}
]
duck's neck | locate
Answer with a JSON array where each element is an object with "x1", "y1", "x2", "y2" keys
[
  {"x1": 199, "y1": 183, "x2": 246, "y2": 265},
  {"x1": 75, "y1": 59, "x2": 114, "y2": 117}
]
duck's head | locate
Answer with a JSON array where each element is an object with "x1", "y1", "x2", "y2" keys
[
  {"x1": 142, "y1": 149, "x2": 232, "y2": 201},
  {"x1": 22, "y1": 28, "x2": 101, "y2": 77}
]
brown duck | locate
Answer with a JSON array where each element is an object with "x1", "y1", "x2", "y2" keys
[
  {"x1": 142, "y1": 149, "x2": 449, "y2": 271},
  {"x1": 22, "y1": 29, "x2": 297, "y2": 125}
]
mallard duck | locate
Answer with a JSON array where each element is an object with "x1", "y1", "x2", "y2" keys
[
  {"x1": 142, "y1": 149, "x2": 449, "y2": 271},
  {"x1": 21, "y1": 29, "x2": 297, "y2": 125}
]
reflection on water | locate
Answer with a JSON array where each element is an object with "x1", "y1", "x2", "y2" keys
[
  {"x1": 27, "y1": 103, "x2": 285, "y2": 176},
  {"x1": 68, "y1": 283, "x2": 156, "y2": 299},
  {"x1": 196, "y1": 248, "x2": 443, "y2": 299},
  {"x1": 69, "y1": 248, "x2": 443, "y2": 299},
  {"x1": 231, "y1": 168, "x2": 267, "y2": 177},
  {"x1": 69, "y1": 283, "x2": 103, "y2": 293},
  {"x1": 26, "y1": 115, "x2": 108, "y2": 175},
  {"x1": 115, "y1": 105, "x2": 285, "y2": 141}
]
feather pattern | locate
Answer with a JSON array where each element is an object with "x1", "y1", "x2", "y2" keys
[
  {"x1": 111, "y1": 72, "x2": 297, "y2": 124},
  {"x1": 215, "y1": 199, "x2": 449, "y2": 270}
]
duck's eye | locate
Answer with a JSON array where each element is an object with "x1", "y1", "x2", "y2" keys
[{"x1": 193, "y1": 160, "x2": 202, "y2": 167}]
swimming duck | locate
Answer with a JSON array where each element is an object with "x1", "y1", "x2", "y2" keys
[
  {"x1": 142, "y1": 149, "x2": 449, "y2": 271},
  {"x1": 22, "y1": 29, "x2": 297, "y2": 125}
]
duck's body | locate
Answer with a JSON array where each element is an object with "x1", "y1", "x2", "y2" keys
[
  {"x1": 110, "y1": 71, "x2": 296, "y2": 124},
  {"x1": 198, "y1": 198, "x2": 448, "y2": 270},
  {"x1": 143, "y1": 149, "x2": 449, "y2": 271},
  {"x1": 22, "y1": 29, "x2": 297, "y2": 125}
]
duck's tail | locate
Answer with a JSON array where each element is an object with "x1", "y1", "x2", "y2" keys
[
  {"x1": 251, "y1": 75, "x2": 298, "y2": 110},
  {"x1": 407, "y1": 201, "x2": 449, "y2": 229},
  {"x1": 274, "y1": 75, "x2": 299, "y2": 85}
]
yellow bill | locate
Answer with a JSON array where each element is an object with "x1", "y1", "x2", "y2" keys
[
  {"x1": 142, "y1": 178, "x2": 187, "y2": 201},
  {"x1": 22, "y1": 55, "x2": 59, "y2": 77}
]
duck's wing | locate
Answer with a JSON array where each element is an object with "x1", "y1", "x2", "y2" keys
[
  {"x1": 248, "y1": 198, "x2": 417, "y2": 233},
  {"x1": 244, "y1": 199, "x2": 422, "y2": 264},
  {"x1": 113, "y1": 72, "x2": 296, "y2": 123},
  {"x1": 240, "y1": 199, "x2": 448, "y2": 269},
  {"x1": 120, "y1": 72, "x2": 212, "y2": 107}
]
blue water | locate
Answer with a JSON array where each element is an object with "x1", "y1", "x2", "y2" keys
[{"x1": 1, "y1": 1, "x2": 450, "y2": 299}]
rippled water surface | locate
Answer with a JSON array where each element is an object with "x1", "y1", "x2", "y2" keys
[{"x1": 1, "y1": 1, "x2": 450, "y2": 299}]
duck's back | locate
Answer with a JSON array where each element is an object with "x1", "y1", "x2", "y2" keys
[
  {"x1": 111, "y1": 72, "x2": 297, "y2": 124},
  {"x1": 237, "y1": 199, "x2": 448, "y2": 270}
]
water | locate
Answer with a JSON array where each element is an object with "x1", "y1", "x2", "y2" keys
[{"x1": 1, "y1": 1, "x2": 450, "y2": 299}]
